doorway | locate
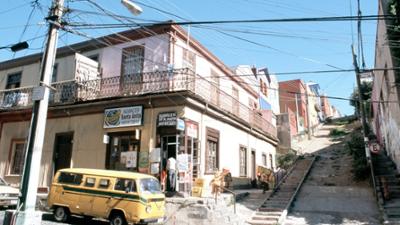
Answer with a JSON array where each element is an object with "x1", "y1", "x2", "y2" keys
[
  {"x1": 161, "y1": 135, "x2": 178, "y2": 169},
  {"x1": 53, "y1": 132, "x2": 74, "y2": 174},
  {"x1": 251, "y1": 150, "x2": 256, "y2": 180}
]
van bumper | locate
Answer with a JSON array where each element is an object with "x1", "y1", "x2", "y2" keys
[{"x1": 139, "y1": 216, "x2": 165, "y2": 224}]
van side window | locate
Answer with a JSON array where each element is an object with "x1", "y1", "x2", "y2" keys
[
  {"x1": 99, "y1": 179, "x2": 110, "y2": 189},
  {"x1": 58, "y1": 173, "x2": 83, "y2": 185},
  {"x1": 84, "y1": 177, "x2": 96, "y2": 187},
  {"x1": 114, "y1": 178, "x2": 136, "y2": 192}
]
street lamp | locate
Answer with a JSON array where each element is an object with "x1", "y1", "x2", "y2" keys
[{"x1": 121, "y1": 0, "x2": 142, "y2": 15}]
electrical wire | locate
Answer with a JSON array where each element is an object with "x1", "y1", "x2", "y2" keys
[{"x1": 67, "y1": 15, "x2": 395, "y2": 28}]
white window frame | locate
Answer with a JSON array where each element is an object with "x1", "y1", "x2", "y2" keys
[{"x1": 8, "y1": 139, "x2": 26, "y2": 176}]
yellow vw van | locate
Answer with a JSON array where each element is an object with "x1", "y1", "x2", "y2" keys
[{"x1": 48, "y1": 168, "x2": 165, "y2": 225}]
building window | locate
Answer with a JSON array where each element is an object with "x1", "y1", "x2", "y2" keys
[
  {"x1": 210, "y1": 70, "x2": 219, "y2": 105},
  {"x1": 232, "y1": 86, "x2": 239, "y2": 115},
  {"x1": 6, "y1": 72, "x2": 22, "y2": 89},
  {"x1": 205, "y1": 128, "x2": 219, "y2": 174},
  {"x1": 183, "y1": 48, "x2": 196, "y2": 71},
  {"x1": 269, "y1": 154, "x2": 274, "y2": 170},
  {"x1": 239, "y1": 146, "x2": 247, "y2": 177},
  {"x1": 262, "y1": 154, "x2": 267, "y2": 167},
  {"x1": 121, "y1": 46, "x2": 144, "y2": 76},
  {"x1": 8, "y1": 140, "x2": 26, "y2": 175}
]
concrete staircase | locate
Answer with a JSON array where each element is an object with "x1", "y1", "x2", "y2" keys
[
  {"x1": 247, "y1": 156, "x2": 315, "y2": 225},
  {"x1": 372, "y1": 152, "x2": 400, "y2": 224}
]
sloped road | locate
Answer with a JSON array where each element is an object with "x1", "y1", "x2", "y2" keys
[{"x1": 284, "y1": 125, "x2": 380, "y2": 225}]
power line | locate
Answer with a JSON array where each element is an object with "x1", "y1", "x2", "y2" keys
[{"x1": 66, "y1": 15, "x2": 395, "y2": 28}]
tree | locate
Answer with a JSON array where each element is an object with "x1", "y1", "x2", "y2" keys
[{"x1": 349, "y1": 81, "x2": 372, "y2": 118}]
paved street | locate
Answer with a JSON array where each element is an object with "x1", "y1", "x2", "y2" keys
[
  {"x1": 285, "y1": 124, "x2": 380, "y2": 225},
  {"x1": 0, "y1": 210, "x2": 111, "y2": 225}
]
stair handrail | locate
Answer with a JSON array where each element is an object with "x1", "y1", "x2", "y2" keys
[{"x1": 214, "y1": 185, "x2": 237, "y2": 214}]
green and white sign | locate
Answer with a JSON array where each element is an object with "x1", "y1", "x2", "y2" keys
[{"x1": 104, "y1": 106, "x2": 143, "y2": 128}]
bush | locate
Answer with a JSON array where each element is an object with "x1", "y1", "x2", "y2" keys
[
  {"x1": 347, "y1": 132, "x2": 370, "y2": 181},
  {"x1": 277, "y1": 152, "x2": 297, "y2": 170},
  {"x1": 329, "y1": 128, "x2": 347, "y2": 137}
]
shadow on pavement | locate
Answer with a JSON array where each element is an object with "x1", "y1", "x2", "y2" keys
[{"x1": 42, "y1": 212, "x2": 109, "y2": 225}]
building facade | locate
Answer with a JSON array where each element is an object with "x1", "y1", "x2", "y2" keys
[
  {"x1": 0, "y1": 24, "x2": 278, "y2": 192},
  {"x1": 372, "y1": 0, "x2": 400, "y2": 167},
  {"x1": 278, "y1": 79, "x2": 308, "y2": 136}
]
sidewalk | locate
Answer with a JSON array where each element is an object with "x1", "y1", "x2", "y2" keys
[
  {"x1": 292, "y1": 124, "x2": 341, "y2": 155},
  {"x1": 164, "y1": 188, "x2": 272, "y2": 225}
]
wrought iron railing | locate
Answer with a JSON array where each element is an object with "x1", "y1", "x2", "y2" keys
[{"x1": 0, "y1": 68, "x2": 276, "y2": 138}]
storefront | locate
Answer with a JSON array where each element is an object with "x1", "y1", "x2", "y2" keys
[
  {"x1": 103, "y1": 105, "x2": 144, "y2": 172},
  {"x1": 152, "y1": 111, "x2": 199, "y2": 193}
]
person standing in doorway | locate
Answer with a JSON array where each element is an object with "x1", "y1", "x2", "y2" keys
[{"x1": 166, "y1": 156, "x2": 176, "y2": 192}]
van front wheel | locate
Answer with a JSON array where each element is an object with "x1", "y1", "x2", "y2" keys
[
  {"x1": 53, "y1": 206, "x2": 69, "y2": 222},
  {"x1": 110, "y1": 213, "x2": 127, "y2": 225}
]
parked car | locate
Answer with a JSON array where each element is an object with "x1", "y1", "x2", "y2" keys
[
  {"x1": 48, "y1": 168, "x2": 165, "y2": 225},
  {"x1": 0, "y1": 177, "x2": 19, "y2": 208}
]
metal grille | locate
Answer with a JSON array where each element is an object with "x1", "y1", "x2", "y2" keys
[{"x1": 0, "y1": 68, "x2": 276, "y2": 138}]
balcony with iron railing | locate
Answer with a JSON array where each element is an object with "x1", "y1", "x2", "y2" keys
[{"x1": 0, "y1": 68, "x2": 277, "y2": 138}]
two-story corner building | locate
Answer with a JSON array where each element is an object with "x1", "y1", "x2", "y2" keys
[
  {"x1": 278, "y1": 79, "x2": 308, "y2": 137},
  {"x1": 0, "y1": 23, "x2": 278, "y2": 192}
]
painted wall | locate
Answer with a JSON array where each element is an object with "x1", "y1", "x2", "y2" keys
[
  {"x1": 0, "y1": 105, "x2": 183, "y2": 187},
  {"x1": 173, "y1": 41, "x2": 258, "y2": 109},
  {"x1": 183, "y1": 106, "x2": 276, "y2": 191},
  {"x1": 101, "y1": 34, "x2": 170, "y2": 77},
  {"x1": 279, "y1": 79, "x2": 308, "y2": 134},
  {"x1": 373, "y1": 0, "x2": 400, "y2": 171}
]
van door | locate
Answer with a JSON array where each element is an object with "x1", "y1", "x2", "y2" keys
[
  {"x1": 91, "y1": 178, "x2": 113, "y2": 218},
  {"x1": 57, "y1": 172, "x2": 83, "y2": 214},
  {"x1": 78, "y1": 176, "x2": 96, "y2": 215}
]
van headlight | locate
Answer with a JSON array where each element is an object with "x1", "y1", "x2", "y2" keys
[{"x1": 146, "y1": 205, "x2": 152, "y2": 213}]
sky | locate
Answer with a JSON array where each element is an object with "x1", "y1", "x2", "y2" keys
[{"x1": 0, "y1": 0, "x2": 378, "y2": 115}]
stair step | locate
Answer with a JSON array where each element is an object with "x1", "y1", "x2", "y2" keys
[
  {"x1": 254, "y1": 211, "x2": 282, "y2": 216},
  {"x1": 258, "y1": 207, "x2": 284, "y2": 212},
  {"x1": 247, "y1": 219, "x2": 280, "y2": 225},
  {"x1": 252, "y1": 215, "x2": 279, "y2": 221}
]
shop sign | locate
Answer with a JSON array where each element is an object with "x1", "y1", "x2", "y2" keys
[
  {"x1": 120, "y1": 151, "x2": 137, "y2": 168},
  {"x1": 177, "y1": 153, "x2": 189, "y2": 172},
  {"x1": 177, "y1": 119, "x2": 185, "y2": 131},
  {"x1": 150, "y1": 148, "x2": 161, "y2": 163},
  {"x1": 138, "y1": 151, "x2": 149, "y2": 173},
  {"x1": 157, "y1": 112, "x2": 177, "y2": 127},
  {"x1": 186, "y1": 122, "x2": 198, "y2": 138},
  {"x1": 104, "y1": 106, "x2": 143, "y2": 128}
]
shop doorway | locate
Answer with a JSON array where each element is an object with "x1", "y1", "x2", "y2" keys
[
  {"x1": 161, "y1": 135, "x2": 178, "y2": 169},
  {"x1": 53, "y1": 132, "x2": 73, "y2": 174}
]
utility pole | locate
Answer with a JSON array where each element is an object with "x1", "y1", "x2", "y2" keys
[
  {"x1": 352, "y1": 45, "x2": 370, "y2": 160},
  {"x1": 14, "y1": 0, "x2": 64, "y2": 224},
  {"x1": 305, "y1": 85, "x2": 312, "y2": 140},
  {"x1": 294, "y1": 93, "x2": 300, "y2": 136}
]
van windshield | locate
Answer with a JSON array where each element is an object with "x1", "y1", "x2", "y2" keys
[{"x1": 139, "y1": 178, "x2": 162, "y2": 194}]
